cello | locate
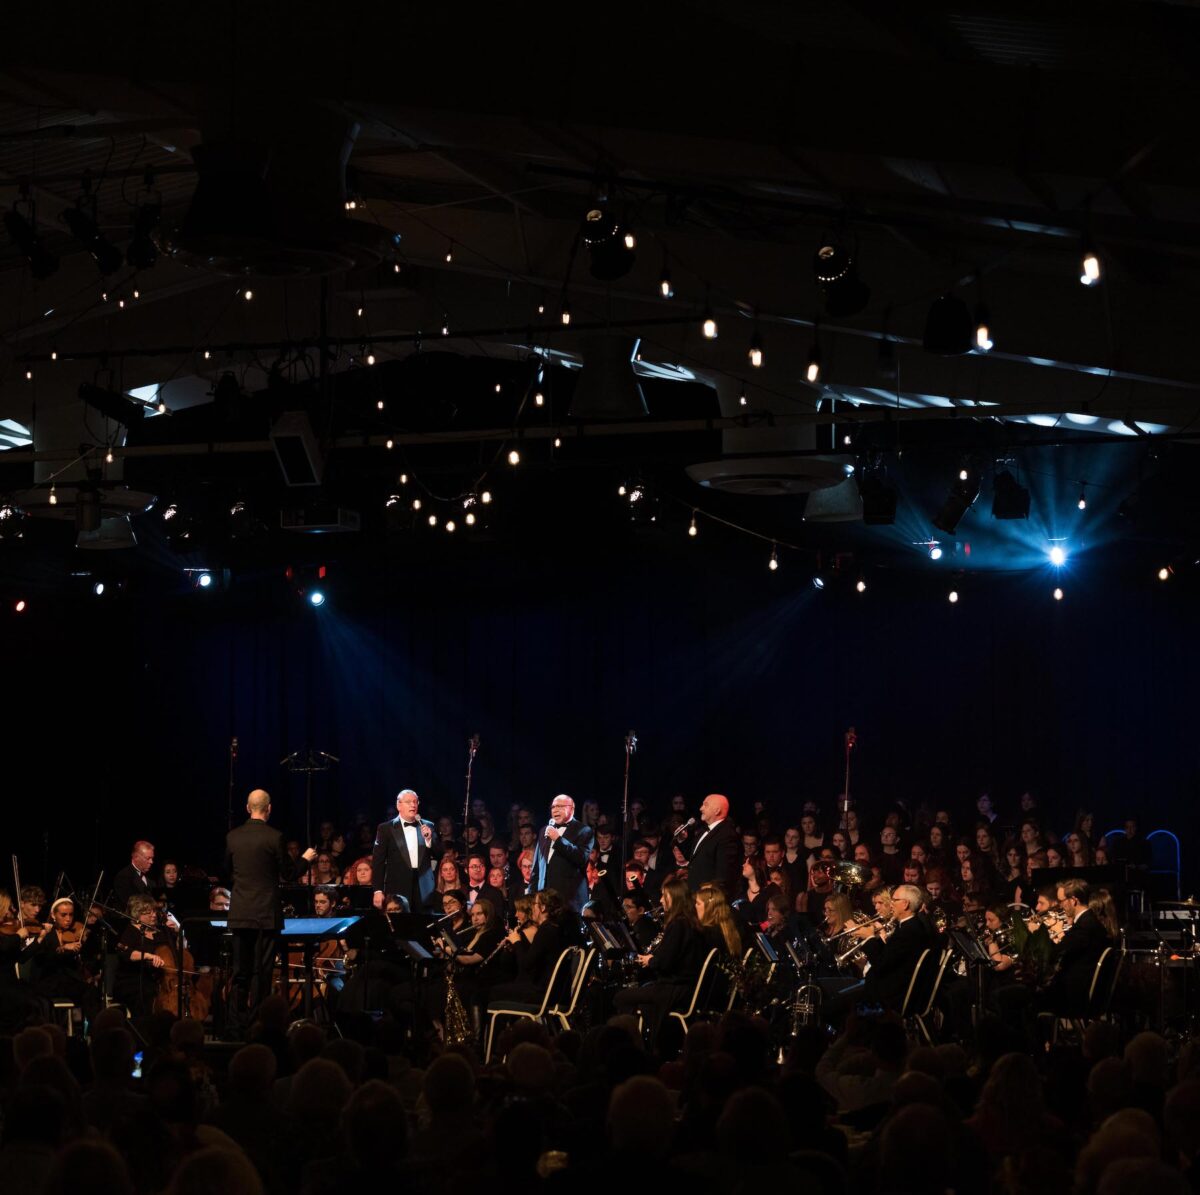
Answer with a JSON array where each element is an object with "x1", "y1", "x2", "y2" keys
[{"x1": 151, "y1": 918, "x2": 213, "y2": 1021}]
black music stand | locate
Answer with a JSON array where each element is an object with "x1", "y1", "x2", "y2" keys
[{"x1": 949, "y1": 929, "x2": 992, "y2": 1024}]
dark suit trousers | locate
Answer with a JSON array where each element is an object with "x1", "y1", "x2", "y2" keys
[{"x1": 230, "y1": 928, "x2": 279, "y2": 1032}]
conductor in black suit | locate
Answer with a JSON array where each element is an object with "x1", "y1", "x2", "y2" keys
[
  {"x1": 682, "y1": 793, "x2": 741, "y2": 899},
  {"x1": 529, "y1": 795, "x2": 594, "y2": 912},
  {"x1": 371, "y1": 789, "x2": 443, "y2": 912},
  {"x1": 225, "y1": 788, "x2": 315, "y2": 1035}
]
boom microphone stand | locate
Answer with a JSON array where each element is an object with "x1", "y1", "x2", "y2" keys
[{"x1": 620, "y1": 731, "x2": 637, "y2": 878}]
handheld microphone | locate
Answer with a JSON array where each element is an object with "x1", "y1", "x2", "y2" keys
[{"x1": 673, "y1": 817, "x2": 696, "y2": 839}]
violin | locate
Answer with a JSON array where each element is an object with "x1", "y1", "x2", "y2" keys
[{"x1": 54, "y1": 923, "x2": 86, "y2": 952}]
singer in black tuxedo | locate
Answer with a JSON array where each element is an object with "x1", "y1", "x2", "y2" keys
[
  {"x1": 371, "y1": 789, "x2": 443, "y2": 912},
  {"x1": 529, "y1": 795, "x2": 594, "y2": 912},
  {"x1": 683, "y1": 794, "x2": 741, "y2": 898},
  {"x1": 225, "y1": 789, "x2": 314, "y2": 1035}
]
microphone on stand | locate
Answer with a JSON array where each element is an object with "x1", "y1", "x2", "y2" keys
[
  {"x1": 673, "y1": 817, "x2": 696, "y2": 839},
  {"x1": 230, "y1": 736, "x2": 239, "y2": 761}
]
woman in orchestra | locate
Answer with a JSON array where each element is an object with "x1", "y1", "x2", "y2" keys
[
  {"x1": 0, "y1": 891, "x2": 42, "y2": 1030},
  {"x1": 487, "y1": 889, "x2": 570, "y2": 1009},
  {"x1": 738, "y1": 856, "x2": 769, "y2": 923},
  {"x1": 446, "y1": 899, "x2": 503, "y2": 1020},
  {"x1": 763, "y1": 892, "x2": 798, "y2": 950},
  {"x1": 31, "y1": 897, "x2": 102, "y2": 1024},
  {"x1": 695, "y1": 883, "x2": 742, "y2": 957},
  {"x1": 821, "y1": 892, "x2": 855, "y2": 944},
  {"x1": 113, "y1": 893, "x2": 170, "y2": 1017},
  {"x1": 1089, "y1": 888, "x2": 1119, "y2": 940},
  {"x1": 435, "y1": 857, "x2": 465, "y2": 904},
  {"x1": 1064, "y1": 831, "x2": 1093, "y2": 868},
  {"x1": 612, "y1": 875, "x2": 706, "y2": 1044}
]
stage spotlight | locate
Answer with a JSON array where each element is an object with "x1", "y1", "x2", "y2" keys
[
  {"x1": 991, "y1": 470, "x2": 1031, "y2": 520},
  {"x1": 62, "y1": 204, "x2": 123, "y2": 275},
  {"x1": 14, "y1": 599, "x2": 26, "y2": 613},
  {"x1": 1080, "y1": 238, "x2": 1102, "y2": 287},
  {"x1": 197, "y1": 572, "x2": 214, "y2": 589},
  {"x1": 929, "y1": 544, "x2": 943, "y2": 561},
  {"x1": 1077, "y1": 485, "x2": 1087, "y2": 511},
  {"x1": 948, "y1": 588, "x2": 959, "y2": 604},
  {"x1": 92, "y1": 581, "x2": 106, "y2": 597},
  {"x1": 855, "y1": 578, "x2": 867, "y2": 593},
  {"x1": 811, "y1": 573, "x2": 825, "y2": 590},
  {"x1": 309, "y1": 590, "x2": 326, "y2": 607},
  {"x1": 813, "y1": 240, "x2": 870, "y2": 317},
  {"x1": 1158, "y1": 566, "x2": 1171, "y2": 582},
  {"x1": 923, "y1": 293, "x2": 973, "y2": 356},
  {"x1": 4, "y1": 204, "x2": 58, "y2": 280},
  {"x1": 1048, "y1": 545, "x2": 1067, "y2": 567},
  {"x1": 1053, "y1": 587, "x2": 1064, "y2": 601}
]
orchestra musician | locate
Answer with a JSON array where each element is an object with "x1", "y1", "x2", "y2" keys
[
  {"x1": 853, "y1": 884, "x2": 936, "y2": 1012},
  {"x1": 613, "y1": 875, "x2": 707, "y2": 1042},
  {"x1": 621, "y1": 890, "x2": 659, "y2": 952},
  {"x1": 112, "y1": 842, "x2": 159, "y2": 913},
  {"x1": 528, "y1": 795, "x2": 594, "y2": 912},
  {"x1": 695, "y1": 883, "x2": 742, "y2": 957},
  {"x1": 31, "y1": 897, "x2": 102, "y2": 1023},
  {"x1": 224, "y1": 788, "x2": 316, "y2": 1036},
  {"x1": 113, "y1": 893, "x2": 170, "y2": 1016},
  {"x1": 487, "y1": 888, "x2": 571, "y2": 1008},
  {"x1": 681, "y1": 794, "x2": 740, "y2": 899},
  {"x1": 1040, "y1": 879, "x2": 1109, "y2": 1017},
  {"x1": 0, "y1": 891, "x2": 41, "y2": 1031},
  {"x1": 371, "y1": 789, "x2": 443, "y2": 913}
]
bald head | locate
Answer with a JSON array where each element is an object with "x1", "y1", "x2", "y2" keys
[
  {"x1": 700, "y1": 793, "x2": 729, "y2": 826},
  {"x1": 247, "y1": 789, "x2": 271, "y2": 818}
]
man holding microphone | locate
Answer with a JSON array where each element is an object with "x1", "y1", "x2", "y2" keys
[
  {"x1": 529, "y1": 794, "x2": 594, "y2": 912},
  {"x1": 371, "y1": 789, "x2": 442, "y2": 912}
]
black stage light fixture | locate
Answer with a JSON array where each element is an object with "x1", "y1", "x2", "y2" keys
[
  {"x1": 582, "y1": 205, "x2": 635, "y2": 281},
  {"x1": 814, "y1": 240, "x2": 870, "y2": 317},
  {"x1": 126, "y1": 198, "x2": 162, "y2": 270},
  {"x1": 858, "y1": 471, "x2": 897, "y2": 525},
  {"x1": 933, "y1": 471, "x2": 981, "y2": 534},
  {"x1": 62, "y1": 203, "x2": 124, "y2": 275},
  {"x1": 991, "y1": 469, "x2": 1030, "y2": 520},
  {"x1": 4, "y1": 204, "x2": 58, "y2": 280},
  {"x1": 923, "y1": 293, "x2": 973, "y2": 355}
]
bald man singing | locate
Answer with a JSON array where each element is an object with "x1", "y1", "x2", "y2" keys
[
  {"x1": 681, "y1": 793, "x2": 741, "y2": 898},
  {"x1": 224, "y1": 788, "x2": 315, "y2": 1037}
]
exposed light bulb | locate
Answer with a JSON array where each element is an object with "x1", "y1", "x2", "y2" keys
[
  {"x1": 157, "y1": 400, "x2": 167, "y2": 414},
  {"x1": 105, "y1": 448, "x2": 114, "y2": 464},
  {"x1": 386, "y1": 438, "x2": 394, "y2": 449},
  {"x1": 739, "y1": 391, "x2": 748, "y2": 408},
  {"x1": 856, "y1": 578, "x2": 867, "y2": 593},
  {"x1": 806, "y1": 345, "x2": 822, "y2": 384},
  {"x1": 749, "y1": 334, "x2": 763, "y2": 368},
  {"x1": 50, "y1": 349, "x2": 58, "y2": 361},
  {"x1": 445, "y1": 519, "x2": 456, "y2": 533},
  {"x1": 24, "y1": 369, "x2": 32, "y2": 381},
  {"x1": 553, "y1": 437, "x2": 562, "y2": 448},
  {"x1": 465, "y1": 511, "x2": 476, "y2": 526},
  {"x1": 974, "y1": 313, "x2": 993, "y2": 352},
  {"x1": 412, "y1": 498, "x2": 422, "y2": 511},
  {"x1": 243, "y1": 289, "x2": 253, "y2": 301},
  {"x1": 960, "y1": 468, "x2": 969, "y2": 481},
  {"x1": 480, "y1": 490, "x2": 492, "y2": 504},
  {"x1": 1077, "y1": 486, "x2": 1087, "y2": 510},
  {"x1": 1081, "y1": 250, "x2": 1101, "y2": 286},
  {"x1": 948, "y1": 589, "x2": 959, "y2": 604},
  {"x1": 1053, "y1": 587, "x2": 1064, "y2": 601},
  {"x1": 445, "y1": 246, "x2": 453, "y2": 263},
  {"x1": 659, "y1": 271, "x2": 673, "y2": 299},
  {"x1": 688, "y1": 515, "x2": 698, "y2": 538},
  {"x1": 537, "y1": 304, "x2": 545, "y2": 314},
  {"x1": 399, "y1": 473, "x2": 408, "y2": 484},
  {"x1": 494, "y1": 383, "x2": 502, "y2": 393},
  {"x1": 534, "y1": 391, "x2": 544, "y2": 407},
  {"x1": 617, "y1": 484, "x2": 627, "y2": 496},
  {"x1": 929, "y1": 545, "x2": 943, "y2": 561},
  {"x1": 768, "y1": 546, "x2": 779, "y2": 571},
  {"x1": 48, "y1": 484, "x2": 57, "y2": 506},
  {"x1": 356, "y1": 306, "x2": 364, "y2": 318},
  {"x1": 428, "y1": 513, "x2": 438, "y2": 527},
  {"x1": 1158, "y1": 566, "x2": 1171, "y2": 582},
  {"x1": 507, "y1": 449, "x2": 520, "y2": 466},
  {"x1": 623, "y1": 231, "x2": 636, "y2": 250},
  {"x1": 118, "y1": 298, "x2": 125, "y2": 309},
  {"x1": 132, "y1": 289, "x2": 140, "y2": 300},
  {"x1": 560, "y1": 303, "x2": 571, "y2": 326},
  {"x1": 442, "y1": 322, "x2": 449, "y2": 337},
  {"x1": 702, "y1": 313, "x2": 718, "y2": 340},
  {"x1": 203, "y1": 349, "x2": 211, "y2": 360}
]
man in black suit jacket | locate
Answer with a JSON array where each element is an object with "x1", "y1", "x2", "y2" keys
[
  {"x1": 111, "y1": 841, "x2": 158, "y2": 914},
  {"x1": 529, "y1": 795, "x2": 594, "y2": 912},
  {"x1": 371, "y1": 788, "x2": 443, "y2": 912},
  {"x1": 1046, "y1": 879, "x2": 1110, "y2": 1015},
  {"x1": 683, "y1": 793, "x2": 741, "y2": 898},
  {"x1": 224, "y1": 788, "x2": 315, "y2": 1035},
  {"x1": 859, "y1": 884, "x2": 937, "y2": 1011}
]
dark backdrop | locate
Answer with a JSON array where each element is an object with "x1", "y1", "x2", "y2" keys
[{"x1": 5, "y1": 539, "x2": 1197, "y2": 890}]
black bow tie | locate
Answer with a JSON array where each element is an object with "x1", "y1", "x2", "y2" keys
[{"x1": 403, "y1": 821, "x2": 422, "y2": 829}]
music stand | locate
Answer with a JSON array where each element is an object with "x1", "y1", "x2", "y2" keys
[{"x1": 949, "y1": 930, "x2": 993, "y2": 1024}]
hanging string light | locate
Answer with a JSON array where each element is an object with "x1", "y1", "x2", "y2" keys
[
  {"x1": 688, "y1": 513, "x2": 698, "y2": 538},
  {"x1": 768, "y1": 544, "x2": 779, "y2": 571}
]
